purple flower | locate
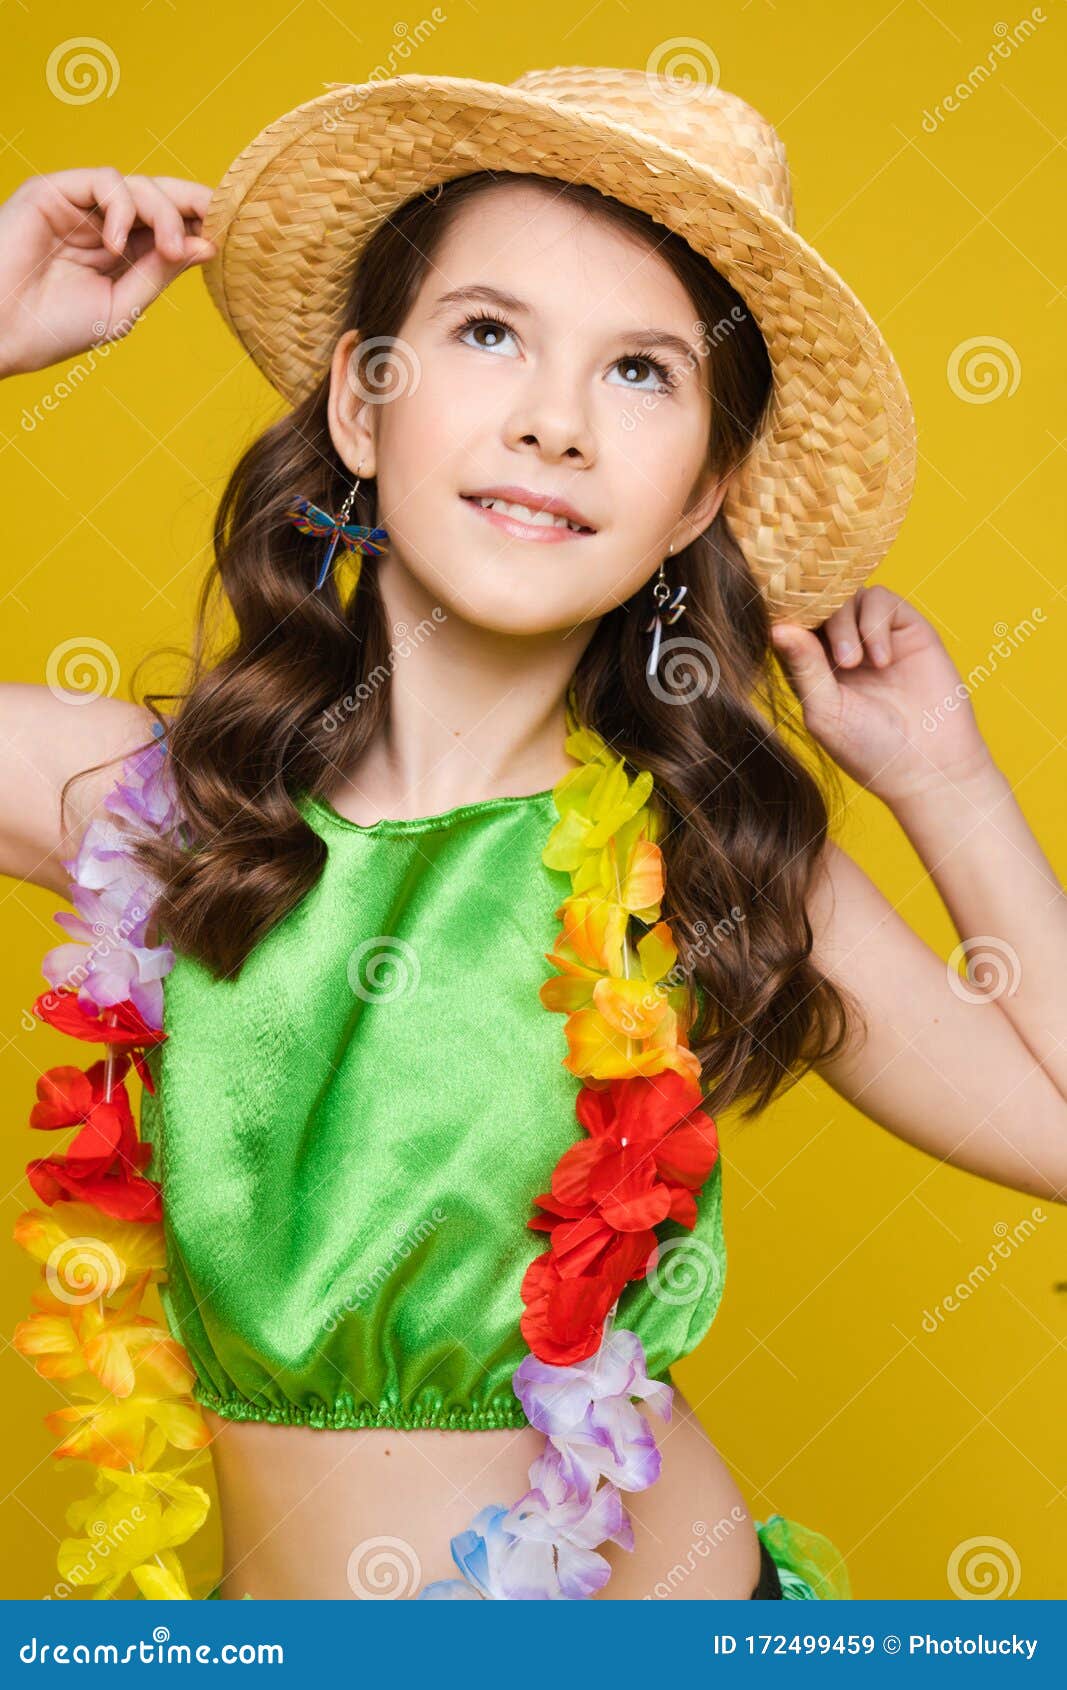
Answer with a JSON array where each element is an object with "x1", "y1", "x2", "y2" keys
[
  {"x1": 417, "y1": 1446, "x2": 636, "y2": 1601},
  {"x1": 512, "y1": 1326, "x2": 673, "y2": 1502},
  {"x1": 42, "y1": 735, "x2": 183, "y2": 1026},
  {"x1": 105, "y1": 736, "x2": 182, "y2": 834},
  {"x1": 498, "y1": 1441, "x2": 634, "y2": 1599}
]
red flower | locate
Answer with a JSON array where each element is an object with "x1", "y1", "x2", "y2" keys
[
  {"x1": 521, "y1": 1072, "x2": 719, "y2": 1360},
  {"x1": 527, "y1": 1193, "x2": 659, "y2": 1285},
  {"x1": 518, "y1": 1251, "x2": 620, "y2": 1366},
  {"x1": 572, "y1": 1069, "x2": 720, "y2": 1229},
  {"x1": 26, "y1": 1057, "x2": 161, "y2": 1222},
  {"x1": 32, "y1": 989, "x2": 166, "y2": 1093}
]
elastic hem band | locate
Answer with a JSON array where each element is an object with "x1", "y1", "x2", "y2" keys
[{"x1": 193, "y1": 1382, "x2": 530, "y2": 1431}]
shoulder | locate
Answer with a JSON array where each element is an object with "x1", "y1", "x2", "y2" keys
[
  {"x1": 0, "y1": 685, "x2": 158, "y2": 897},
  {"x1": 806, "y1": 836, "x2": 892, "y2": 964}
]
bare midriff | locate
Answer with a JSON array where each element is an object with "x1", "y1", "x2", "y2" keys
[{"x1": 204, "y1": 1382, "x2": 762, "y2": 1600}]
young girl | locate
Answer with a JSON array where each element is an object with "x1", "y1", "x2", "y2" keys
[{"x1": 3, "y1": 66, "x2": 1064, "y2": 1604}]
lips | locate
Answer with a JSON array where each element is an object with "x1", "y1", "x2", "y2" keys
[
  {"x1": 460, "y1": 486, "x2": 596, "y2": 533},
  {"x1": 461, "y1": 496, "x2": 593, "y2": 544}
]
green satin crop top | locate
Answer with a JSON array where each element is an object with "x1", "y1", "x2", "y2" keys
[{"x1": 137, "y1": 786, "x2": 727, "y2": 1431}]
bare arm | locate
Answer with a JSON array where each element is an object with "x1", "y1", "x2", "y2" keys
[
  {"x1": 0, "y1": 686, "x2": 156, "y2": 896},
  {"x1": 808, "y1": 832, "x2": 1067, "y2": 1205},
  {"x1": 0, "y1": 170, "x2": 214, "y2": 893},
  {"x1": 770, "y1": 584, "x2": 1067, "y2": 1205}
]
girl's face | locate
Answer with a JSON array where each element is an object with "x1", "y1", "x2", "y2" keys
[{"x1": 331, "y1": 182, "x2": 728, "y2": 635}]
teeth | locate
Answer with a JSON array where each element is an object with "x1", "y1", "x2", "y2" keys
[{"x1": 472, "y1": 497, "x2": 585, "y2": 532}]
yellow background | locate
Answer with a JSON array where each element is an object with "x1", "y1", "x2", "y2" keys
[{"x1": 2, "y1": 0, "x2": 1064, "y2": 1600}]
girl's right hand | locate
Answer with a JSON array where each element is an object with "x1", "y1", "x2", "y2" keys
[{"x1": 0, "y1": 168, "x2": 217, "y2": 379}]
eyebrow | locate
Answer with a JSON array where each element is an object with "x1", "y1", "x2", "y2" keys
[{"x1": 427, "y1": 284, "x2": 701, "y2": 364}]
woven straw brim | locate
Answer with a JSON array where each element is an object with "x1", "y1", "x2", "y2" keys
[{"x1": 201, "y1": 75, "x2": 917, "y2": 629}]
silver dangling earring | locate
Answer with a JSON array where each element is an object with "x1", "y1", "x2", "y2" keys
[
  {"x1": 285, "y1": 463, "x2": 389, "y2": 591},
  {"x1": 645, "y1": 542, "x2": 688, "y2": 680}
]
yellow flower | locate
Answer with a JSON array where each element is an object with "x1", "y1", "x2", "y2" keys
[
  {"x1": 543, "y1": 915, "x2": 699, "y2": 1083},
  {"x1": 46, "y1": 1384, "x2": 209, "y2": 1469},
  {"x1": 539, "y1": 718, "x2": 702, "y2": 1086},
  {"x1": 57, "y1": 1464, "x2": 210, "y2": 1599},
  {"x1": 13, "y1": 1204, "x2": 166, "y2": 1286},
  {"x1": 14, "y1": 1271, "x2": 190, "y2": 1399},
  {"x1": 542, "y1": 727, "x2": 660, "y2": 886}
]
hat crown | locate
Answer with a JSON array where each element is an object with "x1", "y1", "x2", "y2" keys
[{"x1": 511, "y1": 65, "x2": 796, "y2": 230}]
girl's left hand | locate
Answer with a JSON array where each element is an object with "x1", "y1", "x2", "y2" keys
[{"x1": 769, "y1": 585, "x2": 998, "y2": 806}]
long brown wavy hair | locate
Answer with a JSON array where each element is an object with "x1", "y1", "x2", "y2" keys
[{"x1": 63, "y1": 169, "x2": 863, "y2": 1123}]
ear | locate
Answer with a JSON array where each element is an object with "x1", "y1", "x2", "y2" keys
[
  {"x1": 327, "y1": 329, "x2": 377, "y2": 476},
  {"x1": 672, "y1": 464, "x2": 731, "y2": 552}
]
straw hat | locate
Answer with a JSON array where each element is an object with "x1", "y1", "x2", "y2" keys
[{"x1": 200, "y1": 65, "x2": 917, "y2": 629}]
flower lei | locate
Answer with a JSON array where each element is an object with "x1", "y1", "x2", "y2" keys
[
  {"x1": 12, "y1": 708, "x2": 830, "y2": 1600},
  {"x1": 416, "y1": 707, "x2": 723, "y2": 1599},
  {"x1": 13, "y1": 725, "x2": 214, "y2": 1599}
]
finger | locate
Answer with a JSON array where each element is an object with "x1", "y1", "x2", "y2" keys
[
  {"x1": 821, "y1": 596, "x2": 863, "y2": 666},
  {"x1": 141, "y1": 176, "x2": 217, "y2": 223},
  {"x1": 769, "y1": 624, "x2": 840, "y2": 710},
  {"x1": 855, "y1": 586, "x2": 898, "y2": 666},
  {"x1": 48, "y1": 166, "x2": 139, "y2": 255},
  {"x1": 114, "y1": 174, "x2": 191, "y2": 263}
]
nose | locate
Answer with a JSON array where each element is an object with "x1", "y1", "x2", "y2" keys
[{"x1": 503, "y1": 363, "x2": 596, "y2": 465}]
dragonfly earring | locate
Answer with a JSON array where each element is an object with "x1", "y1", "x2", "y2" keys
[
  {"x1": 645, "y1": 543, "x2": 688, "y2": 680},
  {"x1": 285, "y1": 468, "x2": 389, "y2": 591}
]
